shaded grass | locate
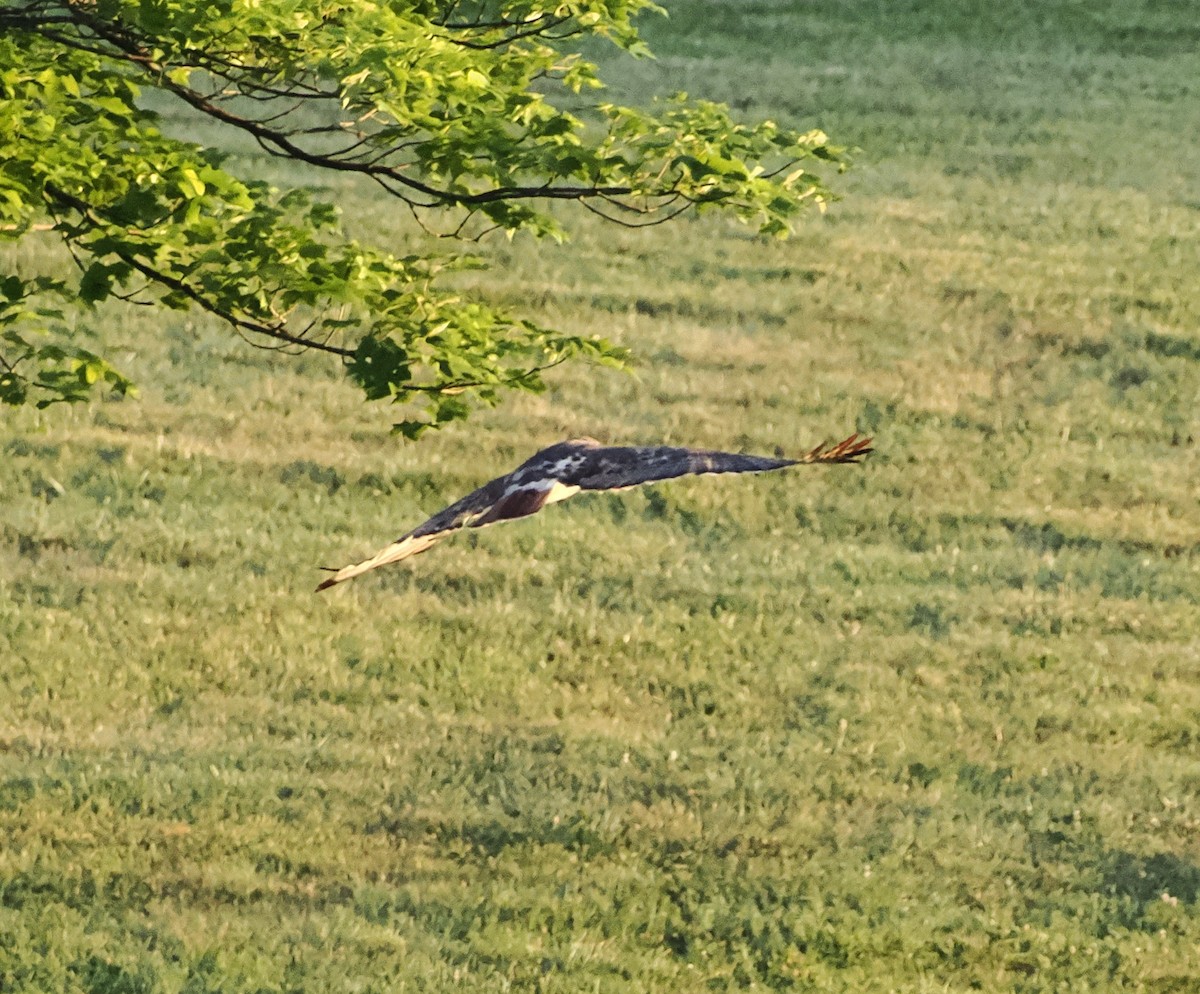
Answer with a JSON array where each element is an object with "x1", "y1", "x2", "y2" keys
[{"x1": 3, "y1": 1, "x2": 1200, "y2": 991}]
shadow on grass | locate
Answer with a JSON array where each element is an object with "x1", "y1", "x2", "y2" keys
[
  {"x1": 960, "y1": 761, "x2": 1200, "y2": 933},
  {"x1": 1102, "y1": 850, "x2": 1200, "y2": 906},
  {"x1": 887, "y1": 506, "x2": 1199, "y2": 561},
  {"x1": 365, "y1": 726, "x2": 697, "y2": 863},
  {"x1": 1029, "y1": 824, "x2": 1200, "y2": 924}
]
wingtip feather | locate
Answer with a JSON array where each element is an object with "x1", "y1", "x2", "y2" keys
[
  {"x1": 313, "y1": 534, "x2": 438, "y2": 593},
  {"x1": 804, "y1": 432, "x2": 874, "y2": 464}
]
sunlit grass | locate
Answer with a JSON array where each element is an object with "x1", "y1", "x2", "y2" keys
[{"x1": 3, "y1": 1, "x2": 1199, "y2": 991}]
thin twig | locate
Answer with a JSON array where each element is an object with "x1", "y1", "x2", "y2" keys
[{"x1": 42, "y1": 183, "x2": 354, "y2": 357}]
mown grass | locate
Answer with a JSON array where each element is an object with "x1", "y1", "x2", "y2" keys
[{"x1": 3, "y1": 1, "x2": 1199, "y2": 991}]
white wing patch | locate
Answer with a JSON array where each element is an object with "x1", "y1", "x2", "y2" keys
[
  {"x1": 550, "y1": 455, "x2": 587, "y2": 477},
  {"x1": 542, "y1": 481, "x2": 581, "y2": 505}
]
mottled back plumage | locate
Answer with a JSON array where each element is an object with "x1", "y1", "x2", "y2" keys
[{"x1": 316, "y1": 433, "x2": 871, "y2": 590}]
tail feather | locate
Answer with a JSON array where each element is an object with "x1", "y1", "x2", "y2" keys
[{"x1": 315, "y1": 533, "x2": 438, "y2": 591}]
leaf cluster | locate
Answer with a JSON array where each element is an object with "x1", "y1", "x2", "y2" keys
[
  {"x1": 0, "y1": 0, "x2": 845, "y2": 428},
  {"x1": 0, "y1": 276, "x2": 134, "y2": 407}
]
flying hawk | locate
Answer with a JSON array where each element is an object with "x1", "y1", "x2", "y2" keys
[{"x1": 316, "y1": 433, "x2": 872, "y2": 591}]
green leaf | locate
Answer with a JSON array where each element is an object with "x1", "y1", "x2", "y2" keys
[
  {"x1": 79, "y1": 263, "x2": 114, "y2": 305},
  {"x1": 391, "y1": 419, "x2": 431, "y2": 441},
  {"x1": 177, "y1": 167, "x2": 206, "y2": 199},
  {"x1": 0, "y1": 0, "x2": 844, "y2": 429},
  {"x1": 1, "y1": 275, "x2": 24, "y2": 301}
]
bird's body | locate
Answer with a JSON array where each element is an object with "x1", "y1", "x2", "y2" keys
[{"x1": 316, "y1": 433, "x2": 872, "y2": 591}]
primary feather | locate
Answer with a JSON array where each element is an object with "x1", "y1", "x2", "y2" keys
[{"x1": 316, "y1": 433, "x2": 872, "y2": 591}]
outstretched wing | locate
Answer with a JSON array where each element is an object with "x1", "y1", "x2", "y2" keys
[
  {"x1": 569, "y1": 433, "x2": 873, "y2": 490},
  {"x1": 315, "y1": 439, "x2": 602, "y2": 591},
  {"x1": 570, "y1": 446, "x2": 795, "y2": 491},
  {"x1": 315, "y1": 481, "x2": 501, "y2": 591},
  {"x1": 315, "y1": 433, "x2": 872, "y2": 591}
]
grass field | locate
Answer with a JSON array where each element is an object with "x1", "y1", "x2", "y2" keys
[{"x1": 3, "y1": 1, "x2": 1200, "y2": 991}]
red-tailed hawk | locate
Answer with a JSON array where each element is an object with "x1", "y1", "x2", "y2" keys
[{"x1": 316, "y1": 433, "x2": 872, "y2": 591}]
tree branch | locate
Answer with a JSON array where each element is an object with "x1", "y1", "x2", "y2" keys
[
  {"x1": 39, "y1": 6, "x2": 640, "y2": 210},
  {"x1": 42, "y1": 183, "x2": 355, "y2": 358}
]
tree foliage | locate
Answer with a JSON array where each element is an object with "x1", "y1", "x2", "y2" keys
[{"x1": 0, "y1": 0, "x2": 845, "y2": 432}]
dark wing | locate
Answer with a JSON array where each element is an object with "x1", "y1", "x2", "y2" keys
[
  {"x1": 568, "y1": 434, "x2": 872, "y2": 491},
  {"x1": 315, "y1": 439, "x2": 602, "y2": 591},
  {"x1": 569, "y1": 446, "x2": 795, "y2": 490}
]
